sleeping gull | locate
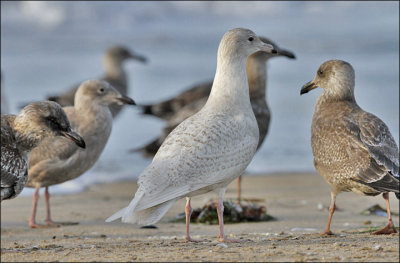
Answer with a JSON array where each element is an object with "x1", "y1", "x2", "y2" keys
[
  {"x1": 106, "y1": 28, "x2": 277, "y2": 242},
  {"x1": 26, "y1": 80, "x2": 135, "y2": 228},
  {"x1": 134, "y1": 37, "x2": 296, "y2": 202},
  {"x1": 1, "y1": 101, "x2": 85, "y2": 202},
  {"x1": 22, "y1": 45, "x2": 146, "y2": 118},
  {"x1": 301, "y1": 59, "x2": 399, "y2": 235}
]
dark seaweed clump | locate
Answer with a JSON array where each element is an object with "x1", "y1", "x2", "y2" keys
[{"x1": 171, "y1": 199, "x2": 275, "y2": 224}]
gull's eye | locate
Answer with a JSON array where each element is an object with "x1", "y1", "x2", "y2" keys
[
  {"x1": 248, "y1": 37, "x2": 254, "y2": 42},
  {"x1": 46, "y1": 116, "x2": 62, "y2": 130},
  {"x1": 318, "y1": 70, "x2": 323, "y2": 76},
  {"x1": 99, "y1": 88, "x2": 105, "y2": 93}
]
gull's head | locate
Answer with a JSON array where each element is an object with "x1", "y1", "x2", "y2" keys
[
  {"x1": 105, "y1": 45, "x2": 147, "y2": 64},
  {"x1": 218, "y1": 28, "x2": 277, "y2": 60},
  {"x1": 75, "y1": 79, "x2": 136, "y2": 108},
  {"x1": 300, "y1": 60, "x2": 355, "y2": 98},
  {"x1": 15, "y1": 101, "x2": 85, "y2": 148}
]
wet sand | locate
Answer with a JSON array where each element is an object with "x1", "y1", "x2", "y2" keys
[{"x1": 1, "y1": 173, "x2": 399, "y2": 262}]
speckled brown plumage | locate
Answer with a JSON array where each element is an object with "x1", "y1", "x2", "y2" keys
[
  {"x1": 301, "y1": 59, "x2": 399, "y2": 235},
  {"x1": 1, "y1": 101, "x2": 84, "y2": 202}
]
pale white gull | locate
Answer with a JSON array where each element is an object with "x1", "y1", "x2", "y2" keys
[
  {"x1": 134, "y1": 37, "x2": 296, "y2": 202},
  {"x1": 106, "y1": 28, "x2": 276, "y2": 242}
]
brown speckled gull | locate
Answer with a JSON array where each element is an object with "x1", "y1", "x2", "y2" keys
[
  {"x1": 26, "y1": 80, "x2": 135, "y2": 228},
  {"x1": 107, "y1": 28, "x2": 277, "y2": 243},
  {"x1": 135, "y1": 37, "x2": 296, "y2": 202},
  {"x1": 46, "y1": 45, "x2": 146, "y2": 118},
  {"x1": 1, "y1": 101, "x2": 85, "y2": 202},
  {"x1": 301, "y1": 59, "x2": 399, "y2": 235}
]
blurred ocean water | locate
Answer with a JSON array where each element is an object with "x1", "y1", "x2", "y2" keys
[{"x1": 1, "y1": 1, "x2": 399, "y2": 195}]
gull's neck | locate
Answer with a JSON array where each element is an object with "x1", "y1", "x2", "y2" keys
[
  {"x1": 103, "y1": 56, "x2": 125, "y2": 78},
  {"x1": 316, "y1": 84, "x2": 356, "y2": 109},
  {"x1": 247, "y1": 55, "x2": 267, "y2": 99},
  {"x1": 75, "y1": 98, "x2": 111, "y2": 117},
  {"x1": 206, "y1": 52, "x2": 252, "y2": 112}
]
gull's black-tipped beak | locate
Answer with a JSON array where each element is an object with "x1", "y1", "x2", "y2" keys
[
  {"x1": 115, "y1": 95, "x2": 136, "y2": 105},
  {"x1": 277, "y1": 48, "x2": 296, "y2": 59},
  {"x1": 300, "y1": 81, "x2": 317, "y2": 95},
  {"x1": 61, "y1": 130, "x2": 86, "y2": 148},
  {"x1": 271, "y1": 49, "x2": 278, "y2": 54},
  {"x1": 130, "y1": 53, "x2": 148, "y2": 64}
]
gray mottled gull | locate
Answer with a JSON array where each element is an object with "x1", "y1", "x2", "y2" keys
[
  {"x1": 1, "y1": 101, "x2": 85, "y2": 202},
  {"x1": 26, "y1": 80, "x2": 135, "y2": 228},
  {"x1": 45, "y1": 45, "x2": 146, "y2": 118},
  {"x1": 301, "y1": 59, "x2": 399, "y2": 235},
  {"x1": 134, "y1": 37, "x2": 296, "y2": 202},
  {"x1": 106, "y1": 28, "x2": 277, "y2": 242}
]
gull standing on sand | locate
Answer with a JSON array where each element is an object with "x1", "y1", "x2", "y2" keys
[
  {"x1": 1, "y1": 101, "x2": 85, "y2": 202},
  {"x1": 27, "y1": 80, "x2": 135, "y2": 228},
  {"x1": 301, "y1": 59, "x2": 399, "y2": 235},
  {"x1": 43, "y1": 46, "x2": 146, "y2": 118},
  {"x1": 107, "y1": 28, "x2": 277, "y2": 242},
  {"x1": 134, "y1": 38, "x2": 296, "y2": 202}
]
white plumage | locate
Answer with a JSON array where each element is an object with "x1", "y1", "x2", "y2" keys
[{"x1": 107, "y1": 28, "x2": 276, "y2": 242}]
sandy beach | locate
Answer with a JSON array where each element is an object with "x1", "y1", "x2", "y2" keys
[{"x1": 1, "y1": 173, "x2": 399, "y2": 262}]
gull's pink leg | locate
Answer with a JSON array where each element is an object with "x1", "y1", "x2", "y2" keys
[
  {"x1": 44, "y1": 187, "x2": 60, "y2": 226},
  {"x1": 184, "y1": 197, "x2": 206, "y2": 242},
  {"x1": 29, "y1": 186, "x2": 41, "y2": 228},
  {"x1": 321, "y1": 191, "x2": 336, "y2": 235},
  {"x1": 373, "y1": 193, "x2": 397, "y2": 235},
  {"x1": 216, "y1": 188, "x2": 244, "y2": 243}
]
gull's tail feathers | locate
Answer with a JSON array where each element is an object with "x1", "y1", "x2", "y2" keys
[
  {"x1": 106, "y1": 191, "x2": 144, "y2": 223},
  {"x1": 128, "y1": 199, "x2": 176, "y2": 226},
  {"x1": 106, "y1": 191, "x2": 176, "y2": 225}
]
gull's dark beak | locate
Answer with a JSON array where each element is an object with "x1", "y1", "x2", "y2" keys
[
  {"x1": 130, "y1": 53, "x2": 148, "y2": 64},
  {"x1": 61, "y1": 130, "x2": 86, "y2": 148},
  {"x1": 115, "y1": 95, "x2": 136, "y2": 105},
  {"x1": 300, "y1": 81, "x2": 318, "y2": 95},
  {"x1": 277, "y1": 48, "x2": 296, "y2": 59}
]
